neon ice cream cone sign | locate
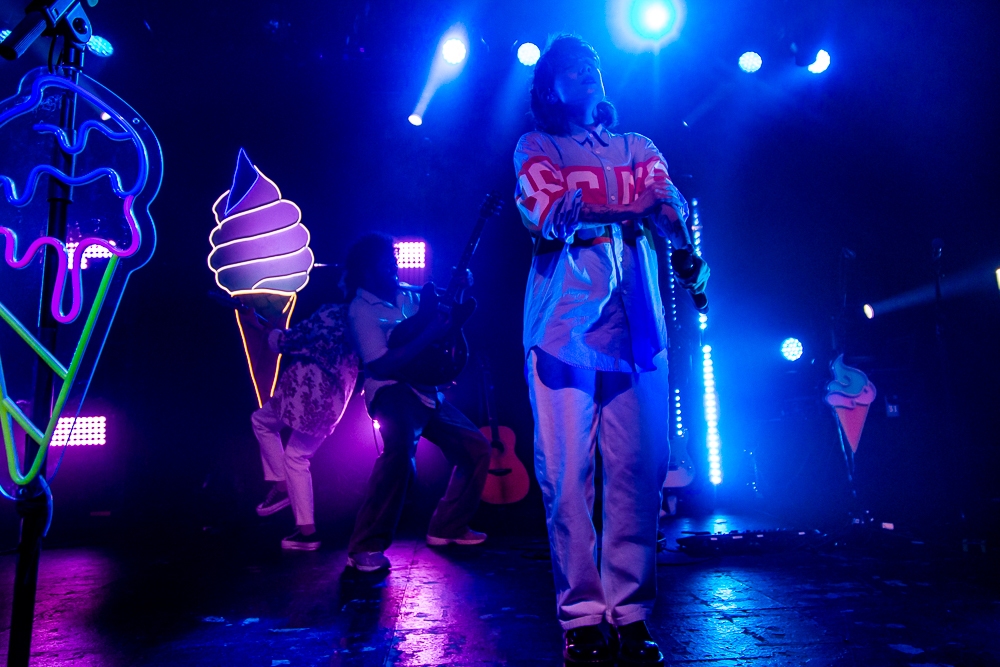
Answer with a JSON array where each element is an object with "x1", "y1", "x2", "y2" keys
[
  {"x1": 208, "y1": 149, "x2": 314, "y2": 407},
  {"x1": 0, "y1": 69, "x2": 162, "y2": 486},
  {"x1": 824, "y1": 355, "x2": 877, "y2": 453}
]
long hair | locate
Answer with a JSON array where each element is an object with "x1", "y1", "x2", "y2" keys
[
  {"x1": 529, "y1": 34, "x2": 618, "y2": 136},
  {"x1": 344, "y1": 232, "x2": 395, "y2": 299}
]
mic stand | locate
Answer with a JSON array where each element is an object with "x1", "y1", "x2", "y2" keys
[{"x1": 2, "y1": 3, "x2": 92, "y2": 664}]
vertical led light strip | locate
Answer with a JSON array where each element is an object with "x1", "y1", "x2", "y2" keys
[
  {"x1": 691, "y1": 199, "x2": 723, "y2": 485},
  {"x1": 666, "y1": 266, "x2": 685, "y2": 439},
  {"x1": 673, "y1": 388, "x2": 684, "y2": 438}
]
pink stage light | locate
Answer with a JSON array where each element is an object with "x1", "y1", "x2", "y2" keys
[
  {"x1": 50, "y1": 416, "x2": 106, "y2": 446},
  {"x1": 394, "y1": 241, "x2": 426, "y2": 269}
]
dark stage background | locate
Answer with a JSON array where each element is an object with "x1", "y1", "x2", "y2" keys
[{"x1": 1, "y1": 0, "x2": 998, "y2": 546}]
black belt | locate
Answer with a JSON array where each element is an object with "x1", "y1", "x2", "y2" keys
[{"x1": 532, "y1": 226, "x2": 653, "y2": 256}]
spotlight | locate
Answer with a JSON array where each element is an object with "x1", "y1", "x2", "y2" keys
[
  {"x1": 863, "y1": 304, "x2": 874, "y2": 319},
  {"x1": 609, "y1": 0, "x2": 685, "y2": 52},
  {"x1": 0, "y1": 29, "x2": 10, "y2": 42},
  {"x1": 86, "y1": 35, "x2": 114, "y2": 57},
  {"x1": 372, "y1": 419, "x2": 380, "y2": 430},
  {"x1": 630, "y1": 0, "x2": 677, "y2": 40},
  {"x1": 394, "y1": 241, "x2": 426, "y2": 269},
  {"x1": 100, "y1": 112, "x2": 112, "y2": 121},
  {"x1": 51, "y1": 416, "x2": 107, "y2": 447},
  {"x1": 517, "y1": 42, "x2": 540, "y2": 66},
  {"x1": 738, "y1": 51, "x2": 762, "y2": 73},
  {"x1": 407, "y1": 113, "x2": 423, "y2": 126},
  {"x1": 995, "y1": 268, "x2": 999, "y2": 291},
  {"x1": 442, "y1": 38, "x2": 467, "y2": 65},
  {"x1": 780, "y1": 338, "x2": 803, "y2": 361},
  {"x1": 642, "y1": 3, "x2": 670, "y2": 32},
  {"x1": 807, "y1": 49, "x2": 830, "y2": 74}
]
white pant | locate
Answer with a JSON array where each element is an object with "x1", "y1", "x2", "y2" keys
[
  {"x1": 527, "y1": 348, "x2": 671, "y2": 630},
  {"x1": 252, "y1": 400, "x2": 326, "y2": 526}
]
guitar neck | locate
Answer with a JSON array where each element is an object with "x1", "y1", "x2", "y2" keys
[{"x1": 442, "y1": 214, "x2": 487, "y2": 303}]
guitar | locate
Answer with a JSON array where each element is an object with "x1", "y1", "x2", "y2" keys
[
  {"x1": 663, "y1": 427, "x2": 695, "y2": 489},
  {"x1": 387, "y1": 193, "x2": 503, "y2": 386},
  {"x1": 479, "y1": 356, "x2": 529, "y2": 505}
]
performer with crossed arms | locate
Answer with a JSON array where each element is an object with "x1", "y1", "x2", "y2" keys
[{"x1": 514, "y1": 35, "x2": 709, "y2": 666}]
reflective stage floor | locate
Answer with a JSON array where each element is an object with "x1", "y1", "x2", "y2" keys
[{"x1": 1, "y1": 512, "x2": 998, "y2": 666}]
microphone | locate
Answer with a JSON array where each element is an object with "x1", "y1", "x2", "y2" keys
[{"x1": 670, "y1": 247, "x2": 709, "y2": 313}]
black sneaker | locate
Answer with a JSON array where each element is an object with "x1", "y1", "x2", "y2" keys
[
  {"x1": 281, "y1": 530, "x2": 320, "y2": 551},
  {"x1": 256, "y1": 485, "x2": 290, "y2": 516}
]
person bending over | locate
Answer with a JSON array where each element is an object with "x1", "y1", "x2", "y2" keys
[
  {"x1": 344, "y1": 232, "x2": 490, "y2": 573},
  {"x1": 252, "y1": 292, "x2": 359, "y2": 551}
]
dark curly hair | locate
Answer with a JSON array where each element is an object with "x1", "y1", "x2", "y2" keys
[
  {"x1": 344, "y1": 232, "x2": 395, "y2": 299},
  {"x1": 529, "y1": 34, "x2": 618, "y2": 136}
]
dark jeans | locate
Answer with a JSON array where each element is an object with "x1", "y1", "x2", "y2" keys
[{"x1": 348, "y1": 383, "x2": 490, "y2": 554}]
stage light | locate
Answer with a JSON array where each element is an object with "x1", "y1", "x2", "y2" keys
[
  {"x1": 781, "y1": 337, "x2": 803, "y2": 361},
  {"x1": 863, "y1": 304, "x2": 874, "y2": 319},
  {"x1": 50, "y1": 416, "x2": 106, "y2": 447},
  {"x1": 66, "y1": 241, "x2": 114, "y2": 270},
  {"x1": 609, "y1": 0, "x2": 686, "y2": 53},
  {"x1": 517, "y1": 42, "x2": 540, "y2": 66},
  {"x1": 995, "y1": 268, "x2": 999, "y2": 291},
  {"x1": 372, "y1": 419, "x2": 380, "y2": 430},
  {"x1": 0, "y1": 30, "x2": 10, "y2": 42},
  {"x1": 442, "y1": 38, "x2": 467, "y2": 65},
  {"x1": 411, "y1": 24, "x2": 469, "y2": 126},
  {"x1": 407, "y1": 114, "x2": 422, "y2": 126},
  {"x1": 807, "y1": 49, "x2": 830, "y2": 74},
  {"x1": 86, "y1": 35, "x2": 114, "y2": 57},
  {"x1": 641, "y1": 2, "x2": 670, "y2": 33},
  {"x1": 673, "y1": 388, "x2": 683, "y2": 437},
  {"x1": 100, "y1": 112, "x2": 111, "y2": 121},
  {"x1": 702, "y1": 345, "x2": 722, "y2": 485},
  {"x1": 739, "y1": 51, "x2": 762, "y2": 73},
  {"x1": 629, "y1": 0, "x2": 678, "y2": 41},
  {"x1": 394, "y1": 241, "x2": 426, "y2": 269}
]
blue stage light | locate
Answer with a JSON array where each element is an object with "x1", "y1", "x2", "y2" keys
[
  {"x1": 442, "y1": 38, "x2": 467, "y2": 65},
  {"x1": 863, "y1": 304, "x2": 874, "y2": 319},
  {"x1": 0, "y1": 30, "x2": 11, "y2": 42},
  {"x1": 739, "y1": 51, "x2": 762, "y2": 73},
  {"x1": 407, "y1": 114, "x2": 423, "y2": 126},
  {"x1": 630, "y1": 0, "x2": 676, "y2": 40},
  {"x1": 517, "y1": 42, "x2": 540, "y2": 66},
  {"x1": 702, "y1": 345, "x2": 723, "y2": 485},
  {"x1": 807, "y1": 49, "x2": 830, "y2": 74},
  {"x1": 781, "y1": 338, "x2": 803, "y2": 361},
  {"x1": 86, "y1": 35, "x2": 114, "y2": 57}
]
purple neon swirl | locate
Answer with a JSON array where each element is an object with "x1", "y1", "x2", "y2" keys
[{"x1": 0, "y1": 194, "x2": 140, "y2": 323}]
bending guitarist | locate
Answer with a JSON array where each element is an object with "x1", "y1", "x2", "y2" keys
[
  {"x1": 514, "y1": 35, "x2": 709, "y2": 665},
  {"x1": 344, "y1": 232, "x2": 491, "y2": 573}
]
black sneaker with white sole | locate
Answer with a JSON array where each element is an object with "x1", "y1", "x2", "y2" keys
[
  {"x1": 281, "y1": 530, "x2": 320, "y2": 551},
  {"x1": 256, "y1": 485, "x2": 290, "y2": 516}
]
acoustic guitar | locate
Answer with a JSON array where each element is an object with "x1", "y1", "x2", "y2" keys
[
  {"x1": 479, "y1": 356, "x2": 529, "y2": 505},
  {"x1": 387, "y1": 193, "x2": 503, "y2": 386}
]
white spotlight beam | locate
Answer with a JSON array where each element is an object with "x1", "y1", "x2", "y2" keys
[{"x1": 410, "y1": 24, "x2": 469, "y2": 125}]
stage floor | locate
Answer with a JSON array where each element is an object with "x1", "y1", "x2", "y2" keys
[{"x1": 1, "y1": 512, "x2": 998, "y2": 666}]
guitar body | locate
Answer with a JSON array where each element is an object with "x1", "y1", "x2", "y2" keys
[
  {"x1": 480, "y1": 424, "x2": 530, "y2": 505},
  {"x1": 663, "y1": 432, "x2": 695, "y2": 489},
  {"x1": 387, "y1": 283, "x2": 476, "y2": 386}
]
